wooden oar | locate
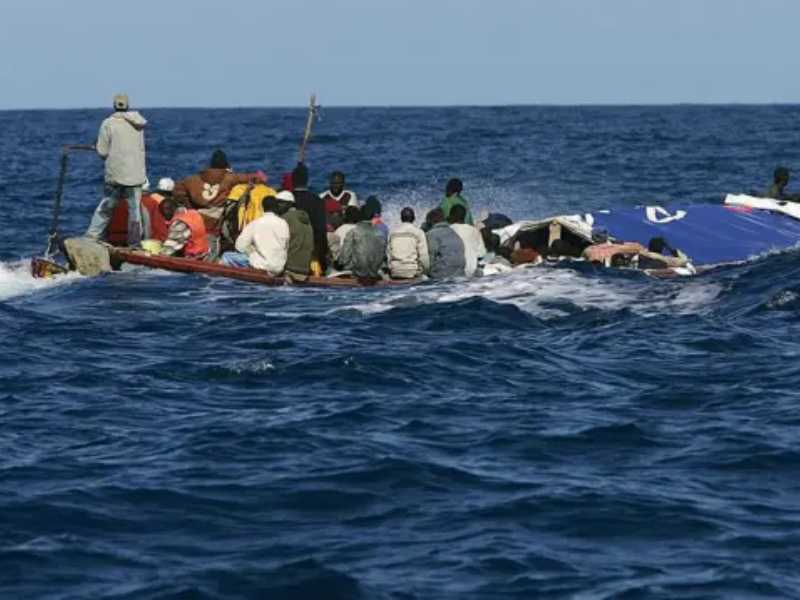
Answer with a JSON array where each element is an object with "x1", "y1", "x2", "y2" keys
[{"x1": 297, "y1": 93, "x2": 321, "y2": 164}]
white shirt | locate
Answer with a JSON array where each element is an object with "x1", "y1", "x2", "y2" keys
[
  {"x1": 235, "y1": 212, "x2": 290, "y2": 274},
  {"x1": 450, "y1": 223, "x2": 487, "y2": 277},
  {"x1": 321, "y1": 189, "x2": 359, "y2": 207}
]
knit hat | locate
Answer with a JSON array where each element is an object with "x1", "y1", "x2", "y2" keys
[
  {"x1": 365, "y1": 195, "x2": 382, "y2": 216},
  {"x1": 292, "y1": 163, "x2": 309, "y2": 188},
  {"x1": 113, "y1": 93, "x2": 130, "y2": 111},
  {"x1": 210, "y1": 149, "x2": 229, "y2": 169},
  {"x1": 276, "y1": 190, "x2": 295, "y2": 203}
]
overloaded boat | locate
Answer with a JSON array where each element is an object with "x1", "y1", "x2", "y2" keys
[{"x1": 31, "y1": 192, "x2": 800, "y2": 286}]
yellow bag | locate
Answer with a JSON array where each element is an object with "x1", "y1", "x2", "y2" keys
[
  {"x1": 310, "y1": 260, "x2": 323, "y2": 277},
  {"x1": 228, "y1": 184, "x2": 277, "y2": 230}
]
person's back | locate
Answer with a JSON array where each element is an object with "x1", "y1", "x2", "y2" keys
[
  {"x1": 448, "y1": 205, "x2": 485, "y2": 276},
  {"x1": 332, "y1": 207, "x2": 360, "y2": 264},
  {"x1": 275, "y1": 191, "x2": 314, "y2": 279},
  {"x1": 389, "y1": 207, "x2": 429, "y2": 279},
  {"x1": 97, "y1": 102, "x2": 147, "y2": 188},
  {"x1": 230, "y1": 207, "x2": 289, "y2": 274},
  {"x1": 439, "y1": 178, "x2": 474, "y2": 226},
  {"x1": 338, "y1": 206, "x2": 387, "y2": 280},
  {"x1": 292, "y1": 163, "x2": 329, "y2": 273},
  {"x1": 425, "y1": 209, "x2": 466, "y2": 280}
]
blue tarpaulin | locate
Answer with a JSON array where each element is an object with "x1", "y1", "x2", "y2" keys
[{"x1": 590, "y1": 205, "x2": 800, "y2": 266}]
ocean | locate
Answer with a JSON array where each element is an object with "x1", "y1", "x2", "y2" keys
[{"x1": 3, "y1": 105, "x2": 800, "y2": 599}]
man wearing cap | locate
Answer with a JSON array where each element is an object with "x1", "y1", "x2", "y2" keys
[
  {"x1": 85, "y1": 93, "x2": 149, "y2": 247},
  {"x1": 277, "y1": 190, "x2": 314, "y2": 281}
]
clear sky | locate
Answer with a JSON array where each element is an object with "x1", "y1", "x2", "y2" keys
[{"x1": 0, "y1": 0, "x2": 796, "y2": 109}]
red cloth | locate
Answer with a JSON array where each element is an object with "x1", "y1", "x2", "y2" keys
[
  {"x1": 325, "y1": 198, "x2": 343, "y2": 214},
  {"x1": 281, "y1": 172, "x2": 293, "y2": 191}
]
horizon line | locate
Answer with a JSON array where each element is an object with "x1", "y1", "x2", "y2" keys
[{"x1": 2, "y1": 101, "x2": 800, "y2": 112}]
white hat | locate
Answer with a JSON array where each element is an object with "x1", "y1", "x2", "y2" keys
[
  {"x1": 276, "y1": 190, "x2": 295, "y2": 203},
  {"x1": 157, "y1": 178, "x2": 175, "y2": 193}
]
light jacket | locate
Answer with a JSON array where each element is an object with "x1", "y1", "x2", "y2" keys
[
  {"x1": 388, "y1": 223, "x2": 430, "y2": 279},
  {"x1": 338, "y1": 221, "x2": 387, "y2": 279},
  {"x1": 96, "y1": 111, "x2": 148, "y2": 187},
  {"x1": 235, "y1": 212, "x2": 290, "y2": 274},
  {"x1": 426, "y1": 223, "x2": 466, "y2": 280},
  {"x1": 450, "y1": 223, "x2": 486, "y2": 276}
]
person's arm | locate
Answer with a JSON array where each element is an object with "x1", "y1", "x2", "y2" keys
[
  {"x1": 172, "y1": 179, "x2": 190, "y2": 206},
  {"x1": 418, "y1": 230, "x2": 431, "y2": 274},
  {"x1": 96, "y1": 122, "x2": 110, "y2": 159},
  {"x1": 235, "y1": 222, "x2": 255, "y2": 254},
  {"x1": 160, "y1": 221, "x2": 191, "y2": 256}
]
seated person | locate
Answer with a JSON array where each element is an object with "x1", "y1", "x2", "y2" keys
[
  {"x1": 320, "y1": 171, "x2": 359, "y2": 208},
  {"x1": 158, "y1": 198, "x2": 211, "y2": 260},
  {"x1": 764, "y1": 167, "x2": 800, "y2": 201},
  {"x1": 172, "y1": 149, "x2": 264, "y2": 231},
  {"x1": 637, "y1": 237, "x2": 690, "y2": 269},
  {"x1": 337, "y1": 204, "x2": 388, "y2": 280},
  {"x1": 479, "y1": 230, "x2": 512, "y2": 275},
  {"x1": 388, "y1": 207, "x2": 430, "y2": 279},
  {"x1": 219, "y1": 196, "x2": 289, "y2": 275}
]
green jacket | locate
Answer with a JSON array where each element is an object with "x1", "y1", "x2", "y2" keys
[
  {"x1": 439, "y1": 194, "x2": 474, "y2": 226},
  {"x1": 282, "y1": 208, "x2": 314, "y2": 276}
]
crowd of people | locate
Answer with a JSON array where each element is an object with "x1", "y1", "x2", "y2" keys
[{"x1": 84, "y1": 94, "x2": 709, "y2": 280}]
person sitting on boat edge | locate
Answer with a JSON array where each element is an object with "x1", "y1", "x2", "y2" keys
[
  {"x1": 336, "y1": 204, "x2": 388, "y2": 281},
  {"x1": 320, "y1": 171, "x2": 359, "y2": 208},
  {"x1": 364, "y1": 196, "x2": 389, "y2": 237},
  {"x1": 764, "y1": 167, "x2": 800, "y2": 202},
  {"x1": 292, "y1": 163, "x2": 329, "y2": 276},
  {"x1": 426, "y1": 208, "x2": 467, "y2": 280},
  {"x1": 220, "y1": 195, "x2": 289, "y2": 275},
  {"x1": 172, "y1": 149, "x2": 265, "y2": 232},
  {"x1": 277, "y1": 191, "x2": 315, "y2": 282},
  {"x1": 388, "y1": 207, "x2": 430, "y2": 280},
  {"x1": 85, "y1": 93, "x2": 148, "y2": 248},
  {"x1": 158, "y1": 198, "x2": 212, "y2": 260},
  {"x1": 449, "y1": 204, "x2": 486, "y2": 277},
  {"x1": 439, "y1": 178, "x2": 474, "y2": 226},
  {"x1": 479, "y1": 230, "x2": 512, "y2": 276},
  {"x1": 329, "y1": 206, "x2": 361, "y2": 266},
  {"x1": 636, "y1": 237, "x2": 690, "y2": 270}
]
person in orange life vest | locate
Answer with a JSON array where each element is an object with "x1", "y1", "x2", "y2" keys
[{"x1": 158, "y1": 198, "x2": 210, "y2": 259}]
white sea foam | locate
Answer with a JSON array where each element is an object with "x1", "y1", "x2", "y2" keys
[{"x1": 0, "y1": 260, "x2": 83, "y2": 302}]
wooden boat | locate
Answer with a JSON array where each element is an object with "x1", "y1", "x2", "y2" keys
[{"x1": 109, "y1": 248, "x2": 422, "y2": 288}]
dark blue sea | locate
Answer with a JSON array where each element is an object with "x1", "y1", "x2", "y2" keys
[{"x1": 3, "y1": 106, "x2": 800, "y2": 599}]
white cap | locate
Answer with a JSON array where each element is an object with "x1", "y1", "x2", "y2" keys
[
  {"x1": 157, "y1": 178, "x2": 175, "y2": 193},
  {"x1": 276, "y1": 190, "x2": 295, "y2": 203}
]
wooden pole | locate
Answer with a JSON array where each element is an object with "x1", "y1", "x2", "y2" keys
[{"x1": 298, "y1": 93, "x2": 318, "y2": 164}]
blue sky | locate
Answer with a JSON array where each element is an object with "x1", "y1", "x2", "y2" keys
[{"x1": 0, "y1": 0, "x2": 796, "y2": 109}]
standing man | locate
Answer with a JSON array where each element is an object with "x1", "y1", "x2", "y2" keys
[
  {"x1": 439, "y1": 178, "x2": 474, "y2": 225},
  {"x1": 292, "y1": 163, "x2": 329, "y2": 275},
  {"x1": 86, "y1": 94, "x2": 148, "y2": 247}
]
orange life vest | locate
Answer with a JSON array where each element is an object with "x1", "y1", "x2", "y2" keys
[
  {"x1": 108, "y1": 193, "x2": 169, "y2": 245},
  {"x1": 171, "y1": 209, "x2": 210, "y2": 258}
]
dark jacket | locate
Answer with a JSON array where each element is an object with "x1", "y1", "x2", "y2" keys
[
  {"x1": 426, "y1": 222, "x2": 466, "y2": 280},
  {"x1": 293, "y1": 188, "x2": 329, "y2": 270},
  {"x1": 338, "y1": 221, "x2": 387, "y2": 280},
  {"x1": 282, "y1": 208, "x2": 314, "y2": 277}
]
